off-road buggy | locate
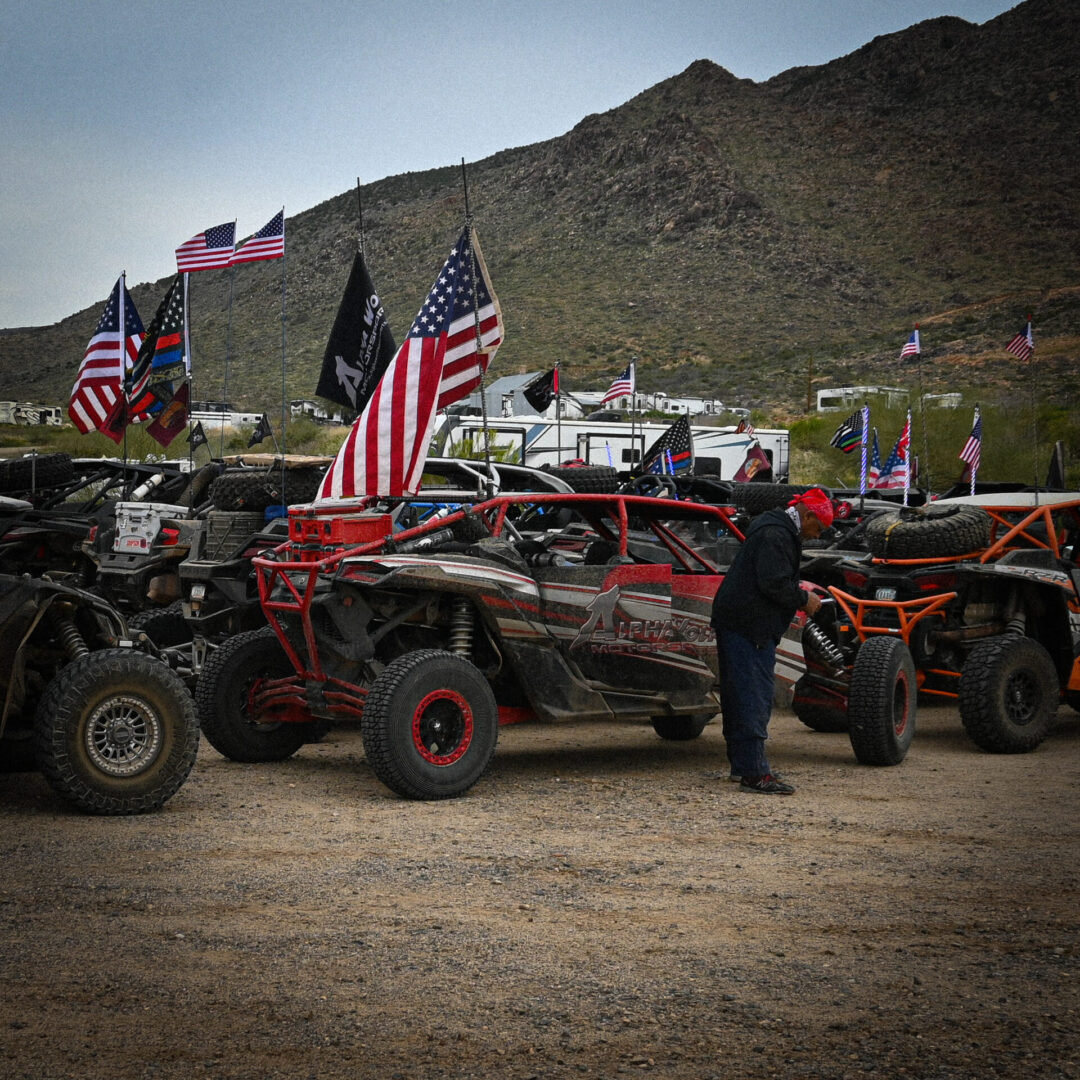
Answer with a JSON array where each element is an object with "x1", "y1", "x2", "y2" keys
[
  {"x1": 0, "y1": 498, "x2": 199, "y2": 814},
  {"x1": 170, "y1": 457, "x2": 580, "y2": 680},
  {"x1": 0, "y1": 454, "x2": 222, "y2": 606},
  {"x1": 619, "y1": 472, "x2": 904, "y2": 555},
  {"x1": 195, "y1": 490, "x2": 915, "y2": 800},
  {"x1": 795, "y1": 493, "x2": 1080, "y2": 755}
]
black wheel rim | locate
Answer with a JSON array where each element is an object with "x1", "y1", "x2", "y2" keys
[{"x1": 1004, "y1": 669, "x2": 1040, "y2": 726}]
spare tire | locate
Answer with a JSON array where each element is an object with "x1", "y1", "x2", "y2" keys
[
  {"x1": 209, "y1": 470, "x2": 276, "y2": 512},
  {"x1": 729, "y1": 482, "x2": 817, "y2": 516},
  {"x1": 541, "y1": 464, "x2": 619, "y2": 493},
  {"x1": 0, "y1": 452, "x2": 75, "y2": 493},
  {"x1": 865, "y1": 503, "x2": 991, "y2": 560},
  {"x1": 262, "y1": 466, "x2": 325, "y2": 507}
]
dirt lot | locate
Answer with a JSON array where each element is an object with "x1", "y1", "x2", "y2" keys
[{"x1": 1, "y1": 702, "x2": 1078, "y2": 1080}]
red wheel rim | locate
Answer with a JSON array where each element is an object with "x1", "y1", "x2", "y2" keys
[
  {"x1": 412, "y1": 689, "x2": 474, "y2": 765},
  {"x1": 893, "y1": 670, "x2": 910, "y2": 737}
]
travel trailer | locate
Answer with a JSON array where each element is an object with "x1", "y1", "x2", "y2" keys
[
  {"x1": 433, "y1": 414, "x2": 789, "y2": 481},
  {"x1": 0, "y1": 401, "x2": 63, "y2": 426}
]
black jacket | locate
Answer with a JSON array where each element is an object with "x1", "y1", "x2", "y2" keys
[{"x1": 710, "y1": 506, "x2": 807, "y2": 646}]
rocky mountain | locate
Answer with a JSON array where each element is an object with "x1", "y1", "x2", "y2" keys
[{"x1": 2, "y1": 0, "x2": 1077, "y2": 418}]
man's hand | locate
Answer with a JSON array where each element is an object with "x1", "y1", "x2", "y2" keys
[{"x1": 803, "y1": 591, "x2": 822, "y2": 617}]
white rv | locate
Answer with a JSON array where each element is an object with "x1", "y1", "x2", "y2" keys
[{"x1": 432, "y1": 414, "x2": 789, "y2": 481}]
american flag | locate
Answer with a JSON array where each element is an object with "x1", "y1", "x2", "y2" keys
[
  {"x1": 959, "y1": 407, "x2": 982, "y2": 473},
  {"x1": 68, "y1": 276, "x2": 145, "y2": 440},
  {"x1": 175, "y1": 221, "x2": 236, "y2": 272},
  {"x1": 642, "y1": 414, "x2": 694, "y2": 475},
  {"x1": 734, "y1": 417, "x2": 755, "y2": 437},
  {"x1": 232, "y1": 210, "x2": 285, "y2": 265},
  {"x1": 1005, "y1": 320, "x2": 1034, "y2": 361},
  {"x1": 601, "y1": 361, "x2": 635, "y2": 406},
  {"x1": 867, "y1": 428, "x2": 881, "y2": 487},
  {"x1": 829, "y1": 408, "x2": 864, "y2": 453},
  {"x1": 899, "y1": 328, "x2": 920, "y2": 358},
  {"x1": 874, "y1": 415, "x2": 911, "y2": 491},
  {"x1": 319, "y1": 226, "x2": 503, "y2": 499}
]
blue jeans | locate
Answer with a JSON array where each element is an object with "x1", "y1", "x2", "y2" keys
[{"x1": 716, "y1": 628, "x2": 776, "y2": 777}]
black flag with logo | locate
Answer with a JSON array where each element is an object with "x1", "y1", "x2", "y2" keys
[
  {"x1": 248, "y1": 413, "x2": 273, "y2": 448},
  {"x1": 316, "y1": 251, "x2": 397, "y2": 414},
  {"x1": 523, "y1": 367, "x2": 558, "y2": 413},
  {"x1": 187, "y1": 420, "x2": 208, "y2": 451}
]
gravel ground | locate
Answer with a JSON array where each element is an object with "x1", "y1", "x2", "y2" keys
[{"x1": 1, "y1": 702, "x2": 1078, "y2": 1080}]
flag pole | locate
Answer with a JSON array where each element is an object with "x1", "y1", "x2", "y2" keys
[
  {"x1": 859, "y1": 403, "x2": 869, "y2": 507},
  {"x1": 182, "y1": 271, "x2": 191, "y2": 384},
  {"x1": 913, "y1": 324, "x2": 932, "y2": 497},
  {"x1": 279, "y1": 206, "x2": 288, "y2": 506},
  {"x1": 356, "y1": 178, "x2": 366, "y2": 257},
  {"x1": 119, "y1": 272, "x2": 130, "y2": 475},
  {"x1": 903, "y1": 407, "x2": 912, "y2": 508},
  {"x1": 970, "y1": 404, "x2": 980, "y2": 496},
  {"x1": 1026, "y1": 315, "x2": 1039, "y2": 497},
  {"x1": 181, "y1": 268, "x2": 192, "y2": 483},
  {"x1": 186, "y1": 375, "x2": 195, "y2": 510},
  {"x1": 186, "y1": 264, "x2": 198, "y2": 482},
  {"x1": 461, "y1": 158, "x2": 494, "y2": 492},
  {"x1": 220, "y1": 262, "x2": 236, "y2": 458},
  {"x1": 556, "y1": 360, "x2": 562, "y2": 464}
]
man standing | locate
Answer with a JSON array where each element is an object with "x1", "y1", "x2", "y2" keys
[{"x1": 711, "y1": 489, "x2": 833, "y2": 794}]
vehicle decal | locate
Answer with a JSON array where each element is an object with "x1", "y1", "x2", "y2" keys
[
  {"x1": 968, "y1": 564, "x2": 1072, "y2": 590},
  {"x1": 346, "y1": 555, "x2": 540, "y2": 596},
  {"x1": 566, "y1": 581, "x2": 714, "y2": 663}
]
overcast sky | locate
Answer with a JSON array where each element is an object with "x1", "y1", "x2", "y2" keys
[{"x1": 0, "y1": 0, "x2": 1017, "y2": 330}]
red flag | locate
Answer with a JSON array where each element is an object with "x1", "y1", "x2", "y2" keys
[
  {"x1": 733, "y1": 443, "x2": 772, "y2": 482},
  {"x1": 319, "y1": 226, "x2": 503, "y2": 499},
  {"x1": 145, "y1": 382, "x2": 190, "y2": 447},
  {"x1": 98, "y1": 396, "x2": 128, "y2": 444}
]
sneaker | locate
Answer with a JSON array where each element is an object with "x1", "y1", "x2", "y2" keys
[
  {"x1": 729, "y1": 771, "x2": 784, "y2": 784},
  {"x1": 739, "y1": 773, "x2": 795, "y2": 795}
]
